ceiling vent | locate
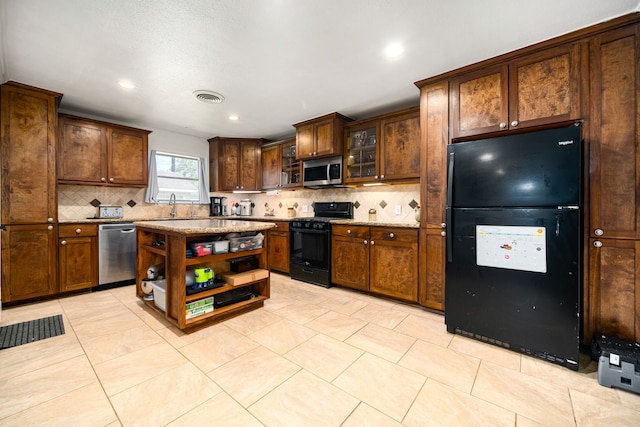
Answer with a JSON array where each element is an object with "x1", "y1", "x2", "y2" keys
[{"x1": 193, "y1": 90, "x2": 225, "y2": 104}]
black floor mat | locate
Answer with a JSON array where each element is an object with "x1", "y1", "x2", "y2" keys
[{"x1": 0, "y1": 314, "x2": 65, "y2": 350}]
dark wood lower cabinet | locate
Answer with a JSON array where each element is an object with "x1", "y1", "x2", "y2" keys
[
  {"x1": 418, "y1": 228, "x2": 446, "y2": 311},
  {"x1": 587, "y1": 238, "x2": 640, "y2": 343},
  {"x1": 331, "y1": 226, "x2": 370, "y2": 292},
  {"x1": 1, "y1": 224, "x2": 58, "y2": 302},
  {"x1": 267, "y1": 228, "x2": 290, "y2": 273},
  {"x1": 332, "y1": 224, "x2": 418, "y2": 302},
  {"x1": 369, "y1": 228, "x2": 418, "y2": 301},
  {"x1": 58, "y1": 224, "x2": 98, "y2": 292}
]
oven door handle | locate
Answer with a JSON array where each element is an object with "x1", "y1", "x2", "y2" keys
[{"x1": 291, "y1": 228, "x2": 328, "y2": 234}]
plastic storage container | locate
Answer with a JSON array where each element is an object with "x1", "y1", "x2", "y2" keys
[
  {"x1": 151, "y1": 279, "x2": 167, "y2": 312},
  {"x1": 191, "y1": 242, "x2": 213, "y2": 257},
  {"x1": 229, "y1": 233, "x2": 264, "y2": 252},
  {"x1": 211, "y1": 240, "x2": 229, "y2": 254}
]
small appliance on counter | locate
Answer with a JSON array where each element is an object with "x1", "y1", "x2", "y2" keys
[
  {"x1": 96, "y1": 205, "x2": 123, "y2": 219},
  {"x1": 239, "y1": 199, "x2": 253, "y2": 216},
  {"x1": 210, "y1": 196, "x2": 227, "y2": 216}
]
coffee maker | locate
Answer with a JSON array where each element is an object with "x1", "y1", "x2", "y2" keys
[{"x1": 210, "y1": 196, "x2": 227, "y2": 216}]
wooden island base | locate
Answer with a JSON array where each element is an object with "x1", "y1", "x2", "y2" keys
[{"x1": 134, "y1": 219, "x2": 276, "y2": 331}]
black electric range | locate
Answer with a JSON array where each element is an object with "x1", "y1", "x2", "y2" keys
[{"x1": 289, "y1": 202, "x2": 353, "y2": 287}]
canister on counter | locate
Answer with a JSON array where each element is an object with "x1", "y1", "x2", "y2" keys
[{"x1": 368, "y1": 208, "x2": 377, "y2": 221}]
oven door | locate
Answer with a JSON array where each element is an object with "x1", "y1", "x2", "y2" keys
[{"x1": 290, "y1": 227, "x2": 329, "y2": 270}]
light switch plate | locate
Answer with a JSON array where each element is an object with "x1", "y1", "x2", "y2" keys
[
  {"x1": 395, "y1": 205, "x2": 401, "y2": 215},
  {"x1": 302, "y1": 205, "x2": 309, "y2": 213}
]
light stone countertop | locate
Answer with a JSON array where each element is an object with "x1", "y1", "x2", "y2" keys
[
  {"x1": 60, "y1": 216, "x2": 419, "y2": 228},
  {"x1": 132, "y1": 218, "x2": 276, "y2": 234}
]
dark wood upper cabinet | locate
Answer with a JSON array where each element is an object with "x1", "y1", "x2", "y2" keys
[
  {"x1": 1, "y1": 82, "x2": 61, "y2": 225},
  {"x1": 588, "y1": 24, "x2": 640, "y2": 241},
  {"x1": 379, "y1": 108, "x2": 421, "y2": 181},
  {"x1": 261, "y1": 137, "x2": 300, "y2": 190},
  {"x1": 209, "y1": 137, "x2": 265, "y2": 192},
  {"x1": 450, "y1": 64, "x2": 509, "y2": 139},
  {"x1": 450, "y1": 44, "x2": 581, "y2": 139},
  {"x1": 294, "y1": 112, "x2": 351, "y2": 161},
  {"x1": 344, "y1": 106, "x2": 420, "y2": 184},
  {"x1": 57, "y1": 114, "x2": 150, "y2": 187}
]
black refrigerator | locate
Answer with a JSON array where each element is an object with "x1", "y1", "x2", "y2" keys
[{"x1": 445, "y1": 123, "x2": 583, "y2": 370}]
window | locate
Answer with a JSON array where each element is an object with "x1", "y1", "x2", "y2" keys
[{"x1": 145, "y1": 150, "x2": 209, "y2": 203}]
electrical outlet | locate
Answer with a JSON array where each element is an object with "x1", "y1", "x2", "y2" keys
[
  {"x1": 302, "y1": 205, "x2": 308, "y2": 213},
  {"x1": 395, "y1": 205, "x2": 402, "y2": 215}
]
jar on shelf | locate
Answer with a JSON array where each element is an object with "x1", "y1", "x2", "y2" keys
[{"x1": 369, "y1": 208, "x2": 377, "y2": 221}]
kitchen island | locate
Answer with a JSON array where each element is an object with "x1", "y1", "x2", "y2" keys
[{"x1": 134, "y1": 219, "x2": 276, "y2": 331}]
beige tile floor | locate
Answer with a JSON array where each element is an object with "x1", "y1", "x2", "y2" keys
[{"x1": 1, "y1": 272, "x2": 639, "y2": 426}]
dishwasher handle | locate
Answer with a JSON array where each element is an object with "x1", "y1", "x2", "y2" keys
[
  {"x1": 119, "y1": 228, "x2": 136, "y2": 233},
  {"x1": 98, "y1": 223, "x2": 136, "y2": 231}
]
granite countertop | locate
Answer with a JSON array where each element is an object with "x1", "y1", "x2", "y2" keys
[
  {"x1": 59, "y1": 215, "x2": 297, "y2": 224},
  {"x1": 132, "y1": 218, "x2": 277, "y2": 234},
  {"x1": 59, "y1": 216, "x2": 419, "y2": 228}
]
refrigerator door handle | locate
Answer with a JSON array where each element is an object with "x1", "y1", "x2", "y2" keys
[
  {"x1": 446, "y1": 152, "x2": 454, "y2": 207},
  {"x1": 446, "y1": 207, "x2": 453, "y2": 262},
  {"x1": 555, "y1": 213, "x2": 561, "y2": 237}
]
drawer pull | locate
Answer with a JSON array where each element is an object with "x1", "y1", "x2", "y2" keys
[
  {"x1": 389, "y1": 233, "x2": 395, "y2": 238},
  {"x1": 76, "y1": 228, "x2": 82, "y2": 234}
]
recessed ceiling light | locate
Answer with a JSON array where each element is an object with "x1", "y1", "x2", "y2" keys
[
  {"x1": 193, "y1": 90, "x2": 225, "y2": 104},
  {"x1": 384, "y1": 43, "x2": 404, "y2": 59},
  {"x1": 118, "y1": 80, "x2": 136, "y2": 89},
  {"x1": 228, "y1": 114, "x2": 239, "y2": 121}
]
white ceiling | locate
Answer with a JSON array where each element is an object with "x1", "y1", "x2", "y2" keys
[{"x1": 1, "y1": 0, "x2": 639, "y2": 140}]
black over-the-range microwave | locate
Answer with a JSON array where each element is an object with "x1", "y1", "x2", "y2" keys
[{"x1": 302, "y1": 156, "x2": 343, "y2": 187}]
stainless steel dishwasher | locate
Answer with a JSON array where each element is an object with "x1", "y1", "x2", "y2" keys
[{"x1": 98, "y1": 223, "x2": 137, "y2": 286}]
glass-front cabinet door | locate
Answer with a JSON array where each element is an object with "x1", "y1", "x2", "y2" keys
[
  {"x1": 345, "y1": 122, "x2": 379, "y2": 183},
  {"x1": 281, "y1": 140, "x2": 301, "y2": 188}
]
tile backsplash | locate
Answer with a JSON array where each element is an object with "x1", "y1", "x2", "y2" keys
[
  {"x1": 243, "y1": 183, "x2": 420, "y2": 224},
  {"x1": 58, "y1": 183, "x2": 420, "y2": 224},
  {"x1": 57, "y1": 185, "x2": 210, "y2": 219}
]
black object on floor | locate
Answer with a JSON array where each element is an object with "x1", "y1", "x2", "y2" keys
[{"x1": 0, "y1": 314, "x2": 65, "y2": 350}]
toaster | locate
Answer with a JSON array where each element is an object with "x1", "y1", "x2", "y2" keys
[{"x1": 97, "y1": 205, "x2": 123, "y2": 219}]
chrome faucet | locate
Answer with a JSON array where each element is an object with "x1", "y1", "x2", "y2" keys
[{"x1": 169, "y1": 193, "x2": 177, "y2": 217}]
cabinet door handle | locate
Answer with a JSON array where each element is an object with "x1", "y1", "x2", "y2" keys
[
  {"x1": 347, "y1": 229, "x2": 351, "y2": 234},
  {"x1": 441, "y1": 223, "x2": 446, "y2": 229},
  {"x1": 47, "y1": 225, "x2": 54, "y2": 231},
  {"x1": 47, "y1": 217, "x2": 54, "y2": 223},
  {"x1": 441, "y1": 231, "x2": 447, "y2": 237},
  {"x1": 593, "y1": 240, "x2": 603, "y2": 248},
  {"x1": 511, "y1": 120, "x2": 519, "y2": 127},
  {"x1": 109, "y1": 177, "x2": 114, "y2": 183},
  {"x1": 594, "y1": 228, "x2": 604, "y2": 236},
  {"x1": 364, "y1": 239, "x2": 368, "y2": 245},
  {"x1": 101, "y1": 177, "x2": 107, "y2": 182},
  {"x1": 370, "y1": 240, "x2": 375, "y2": 245},
  {"x1": 380, "y1": 174, "x2": 384, "y2": 179},
  {"x1": 499, "y1": 122, "x2": 507, "y2": 129},
  {"x1": 61, "y1": 240, "x2": 67, "y2": 245},
  {"x1": 374, "y1": 175, "x2": 378, "y2": 179}
]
